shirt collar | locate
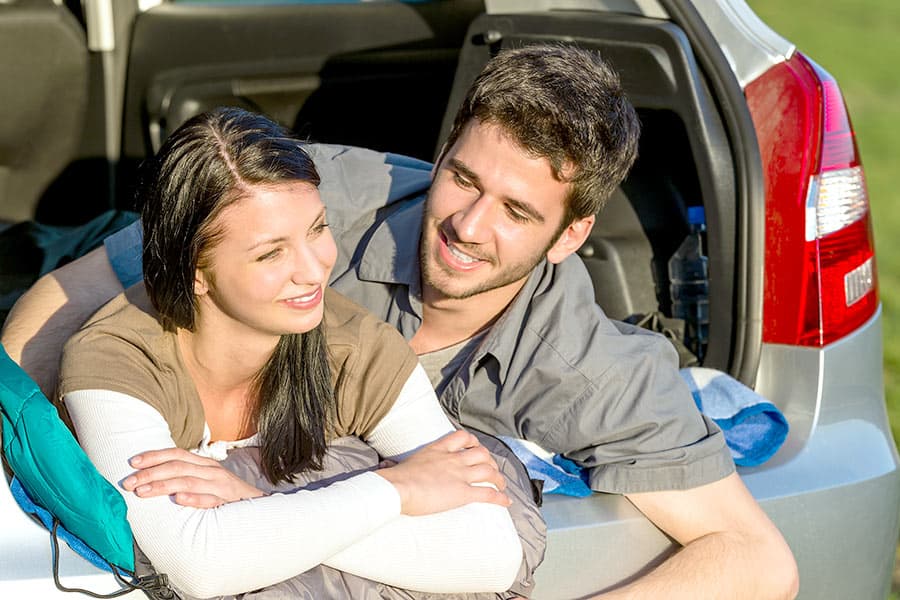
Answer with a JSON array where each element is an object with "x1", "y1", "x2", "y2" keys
[
  {"x1": 357, "y1": 200, "x2": 424, "y2": 291},
  {"x1": 470, "y1": 260, "x2": 553, "y2": 385}
]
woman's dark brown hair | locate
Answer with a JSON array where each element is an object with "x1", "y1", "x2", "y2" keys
[{"x1": 140, "y1": 107, "x2": 333, "y2": 484}]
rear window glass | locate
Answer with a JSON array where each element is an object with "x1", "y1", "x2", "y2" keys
[{"x1": 172, "y1": 0, "x2": 432, "y2": 5}]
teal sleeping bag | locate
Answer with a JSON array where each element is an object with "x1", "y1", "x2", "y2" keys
[{"x1": 0, "y1": 344, "x2": 134, "y2": 571}]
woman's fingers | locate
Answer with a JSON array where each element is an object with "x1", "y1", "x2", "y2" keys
[
  {"x1": 467, "y1": 484, "x2": 512, "y2": 507},
  {"x1": 433, "y1": 431, "x2": 501, "y2": 472},
  {"x1": 131, "y1": 473, "x2": 207, "y2": 498},
  {"x1": 467, "y1": 462, "x2": 507, "y2": 492},
  {"x1": 172, "y1": 492, "x2": 228, "y2": 509},
  {"x1": 457, "y1": 444, "x2": 496, "y2": 467},
  {"x1": 122, "y1": 454, "x2": 264, "y2": 504},
  {"x1": 129, "y1": 447, "x2": 217, "y2": 469},
  {"x1": 123, "y1": 459, "x2": 212, "y2": 492}
]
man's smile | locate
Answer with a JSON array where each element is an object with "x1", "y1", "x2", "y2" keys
[{"x1": 438, "y1": 228, "x2": 489, "y2": 271}]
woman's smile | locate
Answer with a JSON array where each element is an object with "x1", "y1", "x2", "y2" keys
[{"x1": 279, "y1": 286, "x2": 323, "y2": 310}]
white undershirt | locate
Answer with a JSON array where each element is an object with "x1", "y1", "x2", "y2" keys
[{"x1": 64, "y1": 364, "x2": 522, "y2": 598}]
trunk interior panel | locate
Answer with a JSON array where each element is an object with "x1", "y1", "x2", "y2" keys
[
  {"x1": 120, "y1": 0, "x2": 485, "y2": 201},
  {"x1": 439, "y1": 12, "x2": 737, "y2": 370}
]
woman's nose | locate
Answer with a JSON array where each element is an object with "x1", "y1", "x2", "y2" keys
[{"x1": 291, "y1": 244, "x2": 326, "y2": 284}]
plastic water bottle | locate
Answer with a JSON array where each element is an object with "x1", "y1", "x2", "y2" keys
[{"x1": 668, "y1": 206, "x2": 709, "y2": 361}]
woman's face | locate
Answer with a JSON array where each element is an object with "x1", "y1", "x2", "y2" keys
[{"x1": 195, "y1": 181, "x2": 337, "y2": 338}]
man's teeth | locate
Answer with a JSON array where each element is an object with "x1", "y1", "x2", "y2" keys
[{"x1": 448, "y1": 244, "x2": 480, "y2": 264}]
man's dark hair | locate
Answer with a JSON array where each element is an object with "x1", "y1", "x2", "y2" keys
[
  {"x1": 139, "y1": 106, "x2": 334, "y2": 484},
  {"x1": 441, "y1": 44, "x2": 641, "y2": 223}
]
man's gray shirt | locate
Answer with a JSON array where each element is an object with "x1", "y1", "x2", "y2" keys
[{"x1": 107, "y1": 143, "x2": 734, "y2": 494}]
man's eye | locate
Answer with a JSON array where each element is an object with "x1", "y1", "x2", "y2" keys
[
  {"x1": 453, "y1": 172, "x2": 474, "y2": 189},
  {"x1": 505, "y1": 205, "x2": 530, "y2": 224},
  {"x1": 256, "y1": 248, "x2": 281, "y2": 262}
]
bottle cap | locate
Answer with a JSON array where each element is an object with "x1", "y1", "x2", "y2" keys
[{"x1": 687, "y1": 206, "x2": 706, "y2": 227}]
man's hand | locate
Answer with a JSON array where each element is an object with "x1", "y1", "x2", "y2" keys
[
  {"x1": 123, "y1": 448, "x2": 265, "y2": 508},
  {"x1": 376, "y1": 429, "x2": 511, "y2": 515},
  {"x1": 592, "y1": 472, "x2": 799, "y2": 600}
]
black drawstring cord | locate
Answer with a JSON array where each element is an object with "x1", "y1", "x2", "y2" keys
[{"x1": 50, "y1": 518, "x2": 178, "y2": 599}]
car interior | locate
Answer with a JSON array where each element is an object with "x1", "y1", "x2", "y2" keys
[{"x1": 1, "y1": 0, "x2": 741, "y2": 373}]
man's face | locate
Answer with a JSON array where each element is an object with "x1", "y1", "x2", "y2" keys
[{"x1": 420, "y1": 120, "x2": 585, "y2": 303}]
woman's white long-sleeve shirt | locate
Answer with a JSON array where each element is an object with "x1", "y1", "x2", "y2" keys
[{"x1": 64, "y1": 364, "x2": 522, "y2": 599}]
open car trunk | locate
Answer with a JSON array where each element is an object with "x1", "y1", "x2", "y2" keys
[
  {"x1": 1, "y1": 1, "x2": 758, "y2": 382},
  {"x1": 438, "y1": 11, "x2": 752, "y2": 380},
  {"x1": 115, "y1": 3, "x2": 758, "y2": 382}
]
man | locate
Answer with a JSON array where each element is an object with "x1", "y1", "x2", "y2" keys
[{"x1": 2, "y1": 45, "x2": 798, "y2": 598}]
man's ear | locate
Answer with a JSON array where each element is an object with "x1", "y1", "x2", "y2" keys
[
  {"x1": 546, "y1": 214, "x2": 595, "y2": 264},
  {"x1": 194, "y1": 269, "x2": 209, "y2": 296},
  {"x1": 431, "y1": 144, "x2": 446, "y2": 180}
]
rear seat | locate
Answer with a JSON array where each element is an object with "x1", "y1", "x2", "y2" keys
[{"x1": 0, "y1": 0, "x2": 88, "y2": 223}]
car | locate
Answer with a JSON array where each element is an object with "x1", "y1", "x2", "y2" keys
[{"x1": 1, "y1": 0, "x2": 897, "y2": 598}]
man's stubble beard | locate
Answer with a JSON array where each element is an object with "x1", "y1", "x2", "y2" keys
[{"x1": 418, "y1": 199, "x2": 552, "y2": 301}]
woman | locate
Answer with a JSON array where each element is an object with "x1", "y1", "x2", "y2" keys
[{"x1": 56, "y1": 108, "x2": 523, "y2": 598}]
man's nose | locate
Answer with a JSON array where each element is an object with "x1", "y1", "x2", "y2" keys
[{"x1": 452, "y1": 195, "x2": 494, "y2": 243}]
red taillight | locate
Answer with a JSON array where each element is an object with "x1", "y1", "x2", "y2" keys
[{"x1": 747, "y1": 53, "x2": 877, "y2": 347}]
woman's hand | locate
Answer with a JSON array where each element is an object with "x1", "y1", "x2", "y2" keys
[
  {"x1": 123, "y1": 448, "x2": 265, "y2": 508},
  {"x1": 375, "y1": 429, "x2": 511, "y2": 516}
]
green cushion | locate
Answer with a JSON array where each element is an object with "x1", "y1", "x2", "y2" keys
[{"x1": 0, "y1": 344, "x2": 134, "y2": 571}]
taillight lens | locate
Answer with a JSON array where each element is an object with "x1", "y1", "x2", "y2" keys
[{"x1": 747, "y1": 53, "x2": 878, "y2": 347}]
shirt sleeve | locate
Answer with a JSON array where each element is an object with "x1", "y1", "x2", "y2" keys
[
  {"x1": 543, "y1": 333, "x2": 735, "y2": 494},
  {"x1": 363, "y1": 363, "x2": 455, "y2": 458},
  {"x1": 64, "y1": 389, "x2": 401, "y2": 599},
  {"x1": 103, "y1": 220, "x2": 143, "y2": 288}
]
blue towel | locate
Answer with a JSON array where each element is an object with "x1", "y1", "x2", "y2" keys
[
  {"x1": 680, "y1": 367, "x2": 789, "y2": 468},
  {"x1": 501, "y1": 368, "x2": 788, "y2": 496},
  {"x1": 498, "y1": 437, "x2": 593, "y2": 497}
]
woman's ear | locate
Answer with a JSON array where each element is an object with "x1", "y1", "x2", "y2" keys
[
  {"x1": 546, "y1": 214, "x2": 596, "y2": 264},
  {"x1": 193, "y1": 269, "x2": 209, "y2": 296}
]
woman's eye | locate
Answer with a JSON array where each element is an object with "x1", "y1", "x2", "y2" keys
[
  {"x1": 256, "y1": 248, "x2": 281, "y2": 262},
  {"x1": 310, "y1": 222, "x2": 330, "y2": 237}
]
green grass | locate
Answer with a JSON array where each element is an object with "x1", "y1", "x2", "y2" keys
[{"x1": 747, "y1": 3, "x2": 900, "y2": 596}]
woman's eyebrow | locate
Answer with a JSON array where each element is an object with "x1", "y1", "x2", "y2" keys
[
  {"x1": 247, "y1": 236, "x2": 288, "y2": 252},
  {"x1": 310, "y1": 207, "x2": 327, "y2": 228}
]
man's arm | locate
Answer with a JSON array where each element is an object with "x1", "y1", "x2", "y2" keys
[
  {"x1": 0, "y1": 246, "x2": 124, "y2": 396},
  {"x1": 591, "y1": 472, "x2": 798, "y2": 600}
]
